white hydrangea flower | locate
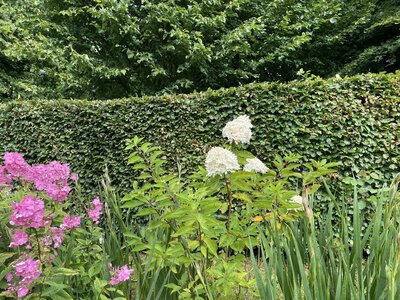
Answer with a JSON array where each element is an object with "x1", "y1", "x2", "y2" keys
[
  {"x1": 243, "y1": 157, "x2": 269, "y2": 174},
  {"x1": 222, "y1": 115, "x2": 253, "y2": 144},
  {"x1": 205, "y1": 147, "x2": 240, "y2": 176}
]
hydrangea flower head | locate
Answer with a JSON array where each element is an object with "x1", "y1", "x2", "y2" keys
[
  {"x1": 9, "y1": 196, "x2": 45, "y2": 229},
  {"x1": 222, "y1": 115, "x2": 253, "y2": 144},
  {"x1": 205, "y1": 147, "x2": 240, "y2": 176},
  {"x1": 243, "y1": 157, "x2": 269, "y2": 174},
  {"x1": 61, "y1": 215, "x2": 82, "y2": 230},
  {"x1": 9, "y1": 230, "x2": 29, "y2": 248},
  {"x1": 87, "y1": 197, "x2": 102, "y2": 224},
  {"x1": 3, "y1": 152, "x2": 31, "y2": 179},
  {"x1": 109, "y1": 264, "x2": 133, "y2": 286}
]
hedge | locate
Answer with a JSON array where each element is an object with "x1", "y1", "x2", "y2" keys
[{"x1": 0, "y1": 72, "x2": 399, "y2": 195}]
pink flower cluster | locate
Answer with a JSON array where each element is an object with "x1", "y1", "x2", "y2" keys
[
  {"x1": 9, "y1": 196, "x2": 45, "y2": 229},
  {"x1": 108, "y1": 264, "x2": 133, "y2": 286},
  {"x1": 6, "y1": 258, "x2": 42, "y2": 298},
  {"x1": 9, "y1": 230, "x2": 29, "y2": 248},
  {"x1": 0, "y1": 152, "x2": 75, "y2": 203},
  {"x1": 61, "y1": 215, "x2": 83, "y2": 230},
  {"x1": 42, "y1": 227, "x2": 65, "y2": 249},
  {"x1": 29, "y1": 161, "x2": 73, "y2": 203},
  {"x1": 39, "y1": 214, "x2": 83, "y2": 250},
  {"x1": 4, "y1": 152, "x2": 30, "y2": 178},
  {"x1": 87, "y1": 197, "x2": 102, "y2": 224},
  {"x1": 2, "y1": 152, "x2": 106, "y2": 298},
  {"x1": 0, "y1": 166, "x2": 12, "y2": 187}
]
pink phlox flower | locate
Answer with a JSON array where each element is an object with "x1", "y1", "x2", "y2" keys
[
  {"x1": 17, "y1": 286, "x2": 29, "y2": 298},
  {"x1": 14, "y1": 258, "x2": 42, "y2": 284},
  {"x1": 7, "y1": 258, "x2": 42, "y2": 298},
  {"x1": 42, "y1": 213, "x2": 54, "y2": 228},
  {"x1": 43, "y1": 183, "x2": 71, "y2": 203},
  {"x1": 9, "y1": 196, "x2": 45, "y2": 229},
  {"x1": 3, "y1": 152, "x2": 31, "y2": 179},
  {"x1": 61, "y1": 215, "x2": 82, "y2": 230},
  {"x1": 87, "y1": 197, "x2": 102, "y2": 224},
  {"x1": 42, "y1": 227, "x2": 64, "y2": 248},
  {"x1": 9, "y1": 230, "x2": 29, "y2": 248},
  {"x1": 0, "y1": 166, "x2": 13, "y2": 188},
  {"x1": 50, "y1": 227, "x2": 65, "y2": 248},
  {"x1": 30, "y1": 162, "x2": 72, "y2": 203},
  {"x1": 108, "y1": 264, "x2": 133, "y2": 286},
  {"x1": 70, "y1": 173, "x2": 78, "y2": 181}
]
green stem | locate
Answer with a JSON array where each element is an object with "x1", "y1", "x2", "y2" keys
[
  {"x1": 223, "y1": 174, "x2": 234, "y2": 257},
  {"x1": 34, "y1": 229, "x2": 42, "y2": 261},
  {"x1": 223, "y1": 174, "x2": 233, "y2": 231},
  {"x1": 34, "y1": 228, "x2": 45, "y2": 298}
]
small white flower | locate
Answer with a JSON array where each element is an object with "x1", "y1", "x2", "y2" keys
[
  {"x1": 243, "y1": 157, "x2": 269, "y2": 174},
  {"x1": 205, "y1": 147, "x2": 240, "y2": 176},
  {"x1": 222, "y1": 115, "x2": 253, "y2": 144},
  {"x1": 290, "y1": 195, "x2": 304, "y2": 210},
  {"x1": 291, "y1": 195, "x2": 303, "y2": 204}
]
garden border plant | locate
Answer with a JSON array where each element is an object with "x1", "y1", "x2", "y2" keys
[{"x1": 0, "y1": 154, "x2": 133, "y2": 299}]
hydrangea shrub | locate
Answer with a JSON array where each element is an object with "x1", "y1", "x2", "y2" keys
[{"x1": 122, "y1": 115, "x2": 337, "y2": 298}]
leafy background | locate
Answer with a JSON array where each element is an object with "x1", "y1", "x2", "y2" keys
[
  {"x1": 0, "y1": 0, "x2": 399, "y2": 100},
  {"x1": 0, "y1": 72, "x2": 398, "y2": 194}
]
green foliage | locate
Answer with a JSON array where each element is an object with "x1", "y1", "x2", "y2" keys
[
  {"x1": 0, "y1": 72, "x2": 398, "y2": 197},
  {"x1": 340, "y1": 0, "x2": 400, "y2": 75},
  {"x1": 0, "y1": 0, "x2": 398, "y2": 100},
  {"x1": 251, "y1": 175, "x2": 400, "y2": 299},
  {"x1": 117, "y1": 136, "x2": 334, "y2": 299},
  {"x1": 1, "y1": 133, "x2": 398, "y2": 299},
  {"x1": 103, "y1": 136, "x2": 400, "y2": 299}
]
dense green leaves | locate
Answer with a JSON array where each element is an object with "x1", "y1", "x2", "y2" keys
[
  {"x1": 0, "y1": 72, "x2": 398, "y2": 195},
  {"x1": 0, "y1": 0, "x2": 398, "y2": 100}
]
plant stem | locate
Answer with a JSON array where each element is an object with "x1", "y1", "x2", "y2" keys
[
  {"x1": 34, "y1": 229, "x2": 42, "y2": 261},
  {"x1": 223, "y1": 174, "x2": 233, "y2": 231},
  {"x1": 223, "y1": 174, "x2": 233, "y2": 257}
]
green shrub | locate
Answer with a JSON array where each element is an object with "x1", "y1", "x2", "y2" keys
[
  {"x1": 109, "y1": 135, "x2": 336, "y2": 299},
  {"x1": 0, "y1": 72, "x2": 398, "y2": 195},
  {"x1": 103, "y1": 135, "x2": 400, "y2": 299}
]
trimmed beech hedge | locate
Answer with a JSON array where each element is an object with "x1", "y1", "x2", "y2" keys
[{"x1": 0, "y1": 72, "x2": 399, "y2": 193}]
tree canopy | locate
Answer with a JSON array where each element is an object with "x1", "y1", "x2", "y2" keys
[{"x1": 0, "y1": 0, "x2": 399, "y2": 100}]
